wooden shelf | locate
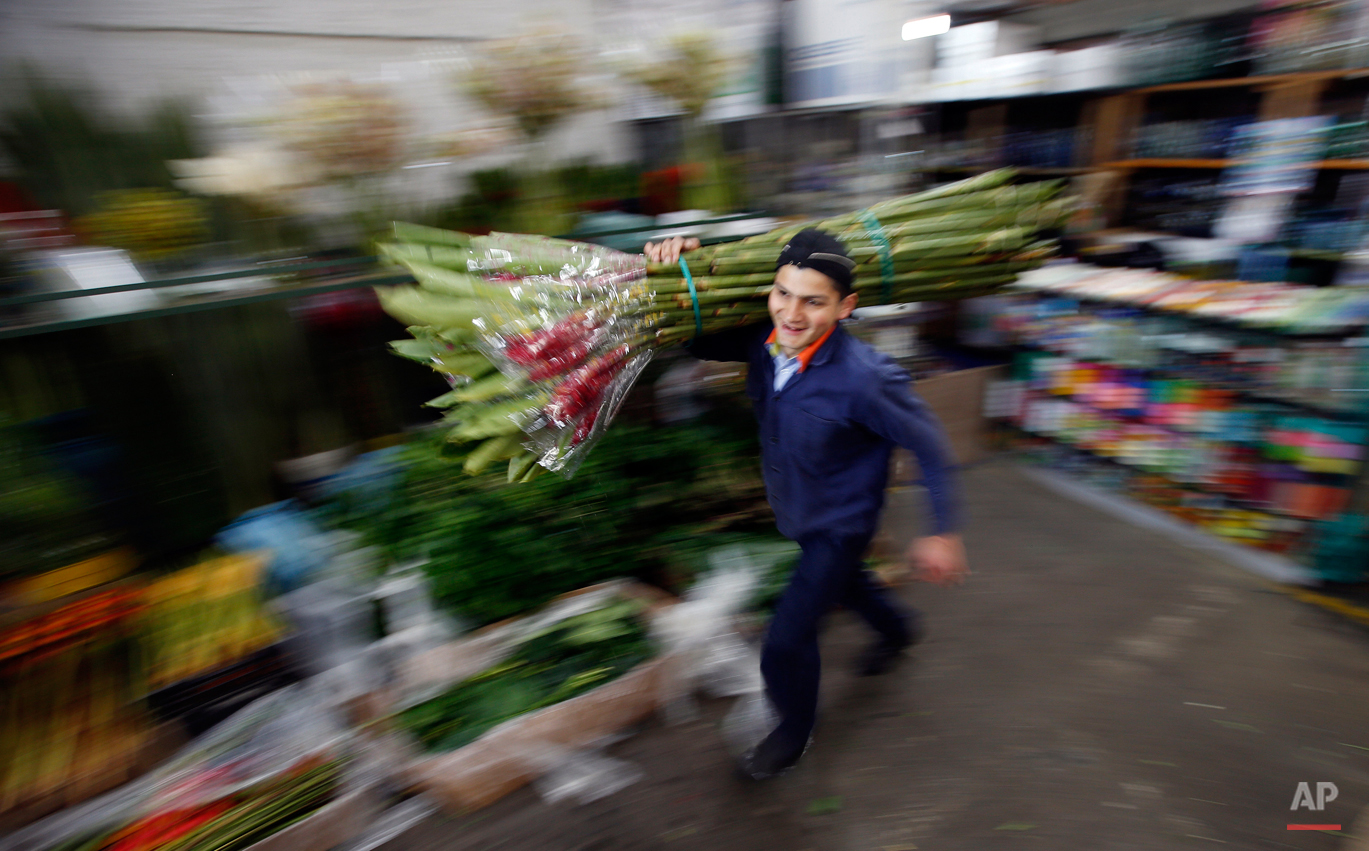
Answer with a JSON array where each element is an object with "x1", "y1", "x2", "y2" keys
[{"x1": 1136, "y1": 68, "x2": 1369, "y2": 94}]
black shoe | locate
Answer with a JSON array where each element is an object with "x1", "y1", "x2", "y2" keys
[
  {"x1": 856, "y1": 622, "x2": 923, "y2": 677},
  {"x1": 737, "y1": 730, "x2": 810, "y2": 781}
]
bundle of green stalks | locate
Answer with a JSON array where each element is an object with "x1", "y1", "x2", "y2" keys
[{"x1": 375, "y1": 169, "x2": 1068, "y2": 480}]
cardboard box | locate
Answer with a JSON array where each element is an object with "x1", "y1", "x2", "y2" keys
[
  {"x1": 385, "y1": 582, "x2": 682, "y2": 813},
  {"x1": 903, "y1": 363, "x2": 1010, "y2": 473}
]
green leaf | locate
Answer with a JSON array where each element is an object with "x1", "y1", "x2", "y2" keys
[
  {"x1": 425, "y1": 389, "x2": 463, "y2": 409},
  {"x1": 389, "y1": 338, "x2": 444, "y2": 362},
  {"x1": 375, "y1": 284, "x2": 485, "y2": 329},
  {"x1": 806, "y1": 797, "x2": 843, "y2": 815},
  {"x1": 392, "y1": 220, "x2": 472, "y2": 247}
]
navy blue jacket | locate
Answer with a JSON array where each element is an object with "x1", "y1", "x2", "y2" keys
[{"x1": 687, "y1": 321, "x2": 960, "y2": 542}]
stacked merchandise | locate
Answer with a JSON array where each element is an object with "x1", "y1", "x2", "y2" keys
[
  {"x1": 8, "y1": 687, "x2": 368, "y2": 851},
  {"x1": 0, "y1": 587, "x2": 151, "y2": 826},
  {"x1": 1249, "y1": 0, "x2": 1369, "y2": 73},
  {"x1": 140, "y1": 554, "x2": 285, "y2": 692},
  {"x1": 998, "y1": 351, "x2": 1363, "y2": 553},
  {"x1": 985, "y1": 268, "x2": 1369, "y2": 570},
  {"x1": 0, "y1": 554, "x2": 293, "y2": 830},
  {"x1": 1133, "y1": 119, "x2": 1249, "y2": 160},
  {"x1": 1011, "y1": 263, "x2": 1369, "y2": 335}
]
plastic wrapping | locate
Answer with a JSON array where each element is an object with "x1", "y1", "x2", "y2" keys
[
  {"x1": 721, "y1": 691, "x2": 780, "y2": 756},
  {"x1": 379, "y1": 233, "x2": 656, "y2": 477},
  {"x1": 465, "y1": 240, "x2": 654, "y2": 476},
  {"x1": 7, "y1": 683, "x2": 361, "y2": 851},
  {"x1": 531, "y1": 737, "x2": 644, "y2": 805},
  {"x1": 657, "y1": 542, "x2": 801, "y2": 754},
  {"x1": 215, "y1": 501, "x2": 343, "y2": 593},
  {"x1": 333, "y1": 794, "x2": 441, "y2": 851}
]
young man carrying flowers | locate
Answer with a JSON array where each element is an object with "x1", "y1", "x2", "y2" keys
[{"x1": 646, "y1": 229, "x2": 969, "y2": 780}]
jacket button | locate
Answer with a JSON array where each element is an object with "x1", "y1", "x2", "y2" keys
[{"x1": 769, "y1": 437, "x2": 777, "y2": 444}]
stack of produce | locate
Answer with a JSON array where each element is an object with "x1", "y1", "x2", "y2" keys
[
  {"x1": 47, "y1": 755, "x2": 345, "y2": 851},
  {"x1": 0, "y1": 587, "x2": 148, "y2": 819},
  {"x1": 139, "y1": 554, "x2": 284, "y2": 691},
  {"x1": 375, "y1": 169, "x2": 1066, "y2": 478},
  {"x1": 396, "y1": 595, "x2": 653, "y2": 753},
  {"x1": 14, "y1": 688, "x2": 356, "y2": 851}
]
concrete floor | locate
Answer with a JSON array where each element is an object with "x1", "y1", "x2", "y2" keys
[{"x1": 389, "y1": 460, "x2": 1369, "y2": 851}]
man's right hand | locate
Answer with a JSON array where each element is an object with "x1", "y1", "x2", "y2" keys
[
  {"x1": 907, "y1": 533, "x2": 969, "y2": 587},
  {"x1": 643, "y1": 237, "x2": 701, "y2": 264}
]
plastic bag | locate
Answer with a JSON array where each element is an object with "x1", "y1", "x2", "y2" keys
[
  {"x1": 652, "y1": 542, "x2": 798, "y2": 708},
  {"x1": 721, "y1": 691, "x2": 780, "y2": 756},
  {"x1": 215, "y1": 501, "x2": 341, "y2": 593},
  {"x1": 334, "y1": 794, "x2": 441, "y2": 851},
  {"x1": 531, "y1": 738, "x2": 644, "y2": 805}
]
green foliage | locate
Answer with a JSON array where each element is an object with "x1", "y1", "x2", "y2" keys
[
  {"x1": 0, "y1": 419, "x2": 113, "y2": 579},
  {"x1": 431, "y1": 168, "x2": 522, "y2": 235},
  {"x1": 397, "y1": 597, "x2": 653, "y2": 752},
  {"x1": 319, "y1": 410, "x2": 774, "y2": 627},
  {"x1": 429, "y1": 162, "x2": 642, "y2": 236},
  {"x1": 0, "y1": 70, "x2": 202, "y2": 217},
  {"x1": 557, "y1": 161, "x2": 641, "y2": 208}
]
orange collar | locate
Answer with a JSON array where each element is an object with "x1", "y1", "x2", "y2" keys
[{"x1": 765, "y1": 325, "x2": 836, "y2": 372}]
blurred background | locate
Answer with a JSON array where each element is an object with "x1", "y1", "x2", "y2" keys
[{"x1": 5, "y1": 0, "x2": 1369, "y2": 847}]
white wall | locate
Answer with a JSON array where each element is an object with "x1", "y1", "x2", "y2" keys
[{"x1": 0, "y1": 0, "x2": 635, "y2": 182}]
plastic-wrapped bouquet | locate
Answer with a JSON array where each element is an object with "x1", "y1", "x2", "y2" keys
[{"x1": 376, "y1": 169, "x2": 1068, "y2": 480}]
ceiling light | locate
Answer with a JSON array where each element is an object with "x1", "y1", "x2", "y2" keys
[{"x1": 902, "y1": 14, "x2": 950, "y2": 40}]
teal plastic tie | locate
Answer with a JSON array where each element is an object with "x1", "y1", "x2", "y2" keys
[
  {"x1": 680, "y1": 256, "x2": 703, "y2": 339},
  {"x1": 857, "y1": 210, "x2": 895, "y2": 303}
]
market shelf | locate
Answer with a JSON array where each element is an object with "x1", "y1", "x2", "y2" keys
[
  {"x1": 0, "y1": 269, "x2": 411, "y2": 341},
  {"x1": 1013, "y1": 425, "x2": 1327, "y2": 526},
  {"x1": 1015, "y1": 342, "x2": 1369, "y2": 419},
  {"x1": 1103, "y1": 158, "x2": 1369, "y2": 170}
]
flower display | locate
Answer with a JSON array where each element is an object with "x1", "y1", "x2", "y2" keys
[
  {"x1": 462, "y1": 30, "x2": 604, "y2": 141},
  {"x1": 169, "y1": 143, "x2": 318, "y2": 209},
  {"x1": 72, "y1": 188, "x2": 209, "y2": 261},
  {"x1": 274, "y1": 80, "x2": 410, "y2": 180},
  {"x1": 622, "y1": 32, "x2": 732, "y2": 118}
]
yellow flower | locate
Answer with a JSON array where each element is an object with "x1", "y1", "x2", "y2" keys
[{"x1": 72, "y1": 189, "x2": 208, "y2": 261}]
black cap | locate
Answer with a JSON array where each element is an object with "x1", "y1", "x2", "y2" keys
[{"x1": 775, "y1": 228, "x2": 856, "y2": 297}]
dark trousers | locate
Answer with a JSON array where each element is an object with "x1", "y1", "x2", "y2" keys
[{"x1": 761, "y1": 532, "x2": 913, "y2": 747}]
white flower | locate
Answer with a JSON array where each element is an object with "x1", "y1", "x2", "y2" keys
[{"x1": 168, "y1": 144, "x2": 319, "y2": 205}]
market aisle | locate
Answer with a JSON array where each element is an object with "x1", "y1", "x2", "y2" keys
[{"x1": 390, "y1": 460, "x2": 1369, "y2": 851}]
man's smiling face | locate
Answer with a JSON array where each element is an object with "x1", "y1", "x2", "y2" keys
[{"x1": 768, "y1": 264, "x2": 858, "y2": 358}]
